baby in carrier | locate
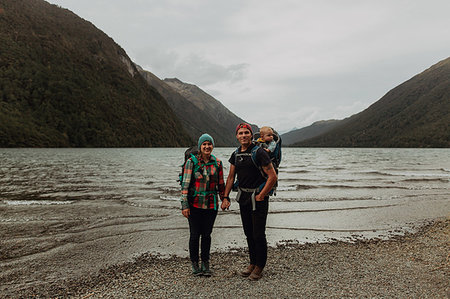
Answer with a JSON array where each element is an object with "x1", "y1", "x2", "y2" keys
[
  {"x1": 256, "y1": 126, "x2": 277, "y2": 157},
  {"x1": 255, "y1": 126, "x2": 281, "y2": 174}
]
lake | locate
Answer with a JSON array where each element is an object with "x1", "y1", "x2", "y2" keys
[
  {"x1": 2, "y1": 147, "x2": 449, "y2": 206},
  {"x1": 0, "y1": 147, "x2": 449, "y2": 289}
]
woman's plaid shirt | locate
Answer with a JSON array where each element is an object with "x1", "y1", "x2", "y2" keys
[{"x1": 181, "y1": 155, "x2": 225, "y2": 210}]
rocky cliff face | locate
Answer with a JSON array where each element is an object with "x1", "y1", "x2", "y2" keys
[
  {"x1": 137, "y1": 67, "x2": 255, "y2": 146},
  {"x1": 164, "y1": 78, "x2": 257, "y2": 145}
]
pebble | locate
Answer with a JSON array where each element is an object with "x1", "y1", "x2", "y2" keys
[{"x1": 3, "y1": 219, "x2": 448, "y2": 298}]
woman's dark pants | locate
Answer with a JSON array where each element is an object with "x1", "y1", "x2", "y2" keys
[
  {"x1": 188, "y1": 207, "x2": 218, "y2": 263},
  {"x1": 239, "y1": 196, "x2": 269, "y2": 268}
]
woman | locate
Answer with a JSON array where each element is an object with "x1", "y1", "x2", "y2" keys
[
  {"x1": 222, "y1": 123, "x2": 277, "y2": 281},
  {"x1": 181, "y1": 133, "x2": 225, "y2": 276}
]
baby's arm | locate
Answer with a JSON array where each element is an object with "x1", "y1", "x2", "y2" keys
[{"x1": 267, "y1": 141, "x2": 276, "y2": 152}]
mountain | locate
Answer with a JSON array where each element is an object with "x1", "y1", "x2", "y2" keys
[
  {"x1": 163, "y1": 78, "x2": 259, "y2": 146},
  {"x1": 137, "y1": 68, "x2": 237, "y2": 146},
  {"x1": 137, "y1": 69, "x2": 254, "y2": 146},
  {"x1": 282, "y1": 119, "x2": 342, "y2": 145},
  {"x1": 0, "y1": 0, "x2": 191, "y2": 147},
  {"x1": 295, "y1": 57, "x2": 450, "y2": 148}
]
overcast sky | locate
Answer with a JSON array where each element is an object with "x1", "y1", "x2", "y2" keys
[{"x1": 47, "y1": 0, "x2": 450, "y2": 133}]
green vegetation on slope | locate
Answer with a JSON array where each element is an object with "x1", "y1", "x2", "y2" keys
[
  {"x1": 295, "y1": 58, "x2": 450, "y2": 148},
  {"x1": 137, "y1": 69, "x2": 239, "y2": 147},
  {"x1": 282, "y1": 120, "x2": 342, "y2": 146},
  {"x1": 0, "y1": 0, "x2": 191, "y2": 147}
]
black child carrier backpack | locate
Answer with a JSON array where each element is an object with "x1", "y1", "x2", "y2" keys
[
  {"x1": 232, "y1": 128, "x2": 282, "y2": 195},
  {"x1": 253, "y1": 129, "x2": 282, "y2": 171}
]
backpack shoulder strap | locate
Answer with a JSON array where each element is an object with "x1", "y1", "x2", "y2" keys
[
  {"x1": 190, "y1": 154, "x2": 200, "y2": 173},
  {"x1": 250, "y1": 145, "x2": 260, "y2": 168},
  {"x1": 190, "y1": 154, "x2": 198, "y2": 164},
  {"x1": 234, "y1": 145, "x2": 261, "y2": 170},
  {"x1": 192, "y1": 154, "x2": 220, "y2": 173},
  {"x1": 233, "y1": 147, "x2": 240, "y2": 165}
]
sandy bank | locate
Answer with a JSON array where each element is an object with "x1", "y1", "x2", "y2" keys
[{"x1": 3, "y1": 218, "x2": 448, "y2": 298}]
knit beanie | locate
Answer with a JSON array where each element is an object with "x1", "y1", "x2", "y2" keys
[{"x1": 198, "y1": 133, "x2": 215, "y2": 149}]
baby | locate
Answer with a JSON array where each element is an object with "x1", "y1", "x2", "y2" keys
[{"x1": 257, "y1": 126, "x2": 277, "y2": 154}]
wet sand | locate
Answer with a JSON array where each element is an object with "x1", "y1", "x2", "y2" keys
[
  {"x1": 79, "y1": 218, "x2": 449, "y2": 299},
  {"x1": 1, "y1": 199, "x2": 449, "y2": 298},
  {"x1": 2, "y1": 217, "x2": 448, "y2": 298}
]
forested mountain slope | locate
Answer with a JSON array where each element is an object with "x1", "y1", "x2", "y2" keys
[
  {"x1": 163, "y1": 78, "x2": 256, "y2": 146},
  {"x1": 282, "y1": 120, "x2": 342, "y2": 145},
  {"x1": 137, "y1": 68, "x2": 251, "y2": 146},
  {"x1": 295, "y1": 57, "x2": 450, "y2": 147},
  {"x1": 0, "y1": 0, "x2": 191, "y2": 147}
]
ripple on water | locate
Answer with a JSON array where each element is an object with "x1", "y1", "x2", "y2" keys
[{"x1": 3, "y1": 200, "x2": 74, "y2": 206}]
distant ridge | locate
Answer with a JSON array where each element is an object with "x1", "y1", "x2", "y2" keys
[
  {"x1": 161, "y1": 77, "x2": 256, "y2": 146},
  {"x1": 0, "y1": 0, "x2": 191, "y2": 147},
  {"x1": 137, "y1": 68, "x2": 241, "y2": 146},
  {"x1": 282, "y1": 120, "x2": 342, "y2": 145},
  {"x1": 295, "y1": 57, "x2": 450, "y2": 148},
  {"x1": 137, "y1": 67, "x2": 255, "y2": 146}
]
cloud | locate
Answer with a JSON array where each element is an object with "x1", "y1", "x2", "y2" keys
[
  {"x1": 171, "y1": 54, "x2": 248, "y2": 86},
  {"x1": 47, "y1": 0, "x2": 450, "y2": 133},
  {"x1": 137, "y1": 48, "x2": 248, "y2": 85}
]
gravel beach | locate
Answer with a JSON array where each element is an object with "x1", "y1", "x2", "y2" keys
[{"x1": 4, "y1": 218, "x2": 448, "y2": 299}]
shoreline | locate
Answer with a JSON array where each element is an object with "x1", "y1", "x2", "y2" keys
[{"x1": 3, "y1": 218, "x2": 448, "y2": 298}]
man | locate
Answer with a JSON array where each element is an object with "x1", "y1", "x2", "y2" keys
[{"x1": 221, "y1": 123, "x2": 277, "y2": 281}]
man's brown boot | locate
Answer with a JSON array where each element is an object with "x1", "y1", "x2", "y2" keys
[
  {"x1": 248, "y1": 266, "x2": 263, "y2": 281},
  {"x1": 240, "y1": 264, "x2": 255, "y2": 277}
]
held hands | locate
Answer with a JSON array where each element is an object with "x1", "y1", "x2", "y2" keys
[
  {"x1": 183, "y1": 200, "x2": 230, "y2": 217},
  {"x1": 221, "y1": 198, "x2": 231, "y2": 211},
  {"x1": 182, "y1": 208, "x2": 190, "y2": 218}
]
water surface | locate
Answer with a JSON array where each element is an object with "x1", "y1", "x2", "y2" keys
[
  {"x1": 1, "y1": 148, "x2": 448, "y2": 291},
  {"x1": 2, "y1": 147, "x2": 448, "y2": 206}
]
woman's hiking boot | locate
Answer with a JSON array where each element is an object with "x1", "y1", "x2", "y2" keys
[
  {"x1": 248, "y1": 266, "x2": 263, "y2": 281},
  {"x1": 240, "y1": 264, "x2": 255, "y2": 277},
  {"x1": 191, "y1": 262, "x2": 202, "y2": 276},
  {"x1": 201, "y1": 261, "x2": 212, "y2": 276}
]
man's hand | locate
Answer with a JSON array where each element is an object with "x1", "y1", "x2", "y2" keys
[
  {"x1": 255, "y1": 193, "x2": 265, "y2": 201},
  {"x1": 221, "y1": 199, "x2": 231, "y2": 210}
]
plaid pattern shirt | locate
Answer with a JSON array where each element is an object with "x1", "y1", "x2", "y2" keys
[{"x1": 181, "y1": 154, "x2": 225, "y2": 210}]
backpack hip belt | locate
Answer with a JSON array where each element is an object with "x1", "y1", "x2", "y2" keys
[{"x1": 236, "y1": 186, "x2": 263, "y2": 211}]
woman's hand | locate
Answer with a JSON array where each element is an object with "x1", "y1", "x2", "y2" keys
[
  {"x1": 182, "y1": 208, "x2": 190, "y2": 218},
  {"x1": 221, "y1": 199, "x2": 231, "y2": 210}
]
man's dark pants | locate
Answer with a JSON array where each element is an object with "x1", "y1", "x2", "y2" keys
[{"x1": 239, "y1": 195, "x2": 269, "y2": 268}]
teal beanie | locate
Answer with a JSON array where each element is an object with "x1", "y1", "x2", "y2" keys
[{"x1": 198, "y1": 133, "x2": 215, "y2": 149}]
